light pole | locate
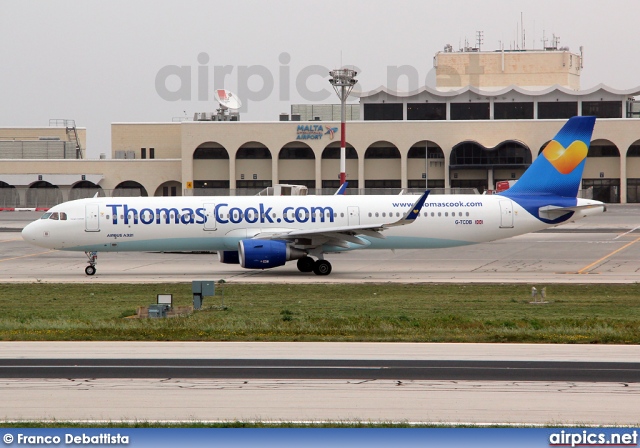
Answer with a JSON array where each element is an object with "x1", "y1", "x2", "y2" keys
[{"x1": 329, "y1": 68, "x2": 358, "y2": 188}]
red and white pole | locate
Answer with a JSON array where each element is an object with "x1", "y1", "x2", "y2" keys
[
  {"x1": 329, "y1": 68, "x2": 357, "y2": 192},
  {"x1": 339, "y1": 101, "x2": 346, "y2": 186}
]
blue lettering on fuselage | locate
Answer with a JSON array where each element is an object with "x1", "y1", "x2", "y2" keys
[{"x1": 106, "y1": 203, "x2": 335, "y2": 226}]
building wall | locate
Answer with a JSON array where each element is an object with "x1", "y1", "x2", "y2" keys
[
  {"x1": 112, "y1": 123, "x2": 182, "y2": 159},
  {"x1": 0, "y1": 127, "x2": 87, "y2": 154},
  {"x1": 584, "y1": 158, "x2": 621, "y2": 178},
  {"x1": 193, "y1": 159, "x2": 229, "y2": 181},
  {"x1": 3, "y1": 119, "x2": 640, "y2": 202},
  {"x1": 435, "y1": 51, "x2": 582, "y2": 90},
  {"x1": 0, "y1": 159, "x2": 181, "y2": 196}
]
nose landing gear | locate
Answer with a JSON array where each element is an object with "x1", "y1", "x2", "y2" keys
[{"x1": 84, "y1": 251, "x2": 97, "y2": 275}]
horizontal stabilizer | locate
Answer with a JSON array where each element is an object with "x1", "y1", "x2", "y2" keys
[{"x1": 538, "y1": 203, "x2": 605, "y2": 221}]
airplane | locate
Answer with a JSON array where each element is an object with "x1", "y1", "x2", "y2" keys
[{"x1": 22, "y1": 116, "x2": 605, "y2": 276}]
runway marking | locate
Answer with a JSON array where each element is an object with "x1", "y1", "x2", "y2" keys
[
  {"x1": 614, "y1": 224, "x2": 640, "y2": 239},
  {"x1": 0, "y1": 250, "x2": 53, "y2": 263},
  {"x1": 0, "y1": 238, "x2": 23, "y2": 243},
  {"x1": 577, "y1": 235, "x2": 640, "y2": 274}
]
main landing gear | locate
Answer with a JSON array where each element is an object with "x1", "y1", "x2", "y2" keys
[
  {"x1": 296, "y1": 256, "x2": 332, "y2": 276},
  {"x1": 84, "y1": 251, "x2": 97, "y2": 276}
]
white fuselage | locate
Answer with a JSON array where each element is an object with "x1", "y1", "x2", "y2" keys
[{"x1": 21, "y1": 194, "x2": 604, "y2": 253}]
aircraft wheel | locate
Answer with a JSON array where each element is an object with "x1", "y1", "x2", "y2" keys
[
  {"x1": 85, "y1": 265, "x2": 96, "y2": 276},
  {"x1": 297, "y1": 257, "x2": 315, "y2": 273},
  {"x1": 313, "y1": 259, "x2": 332, "y2": 276}
]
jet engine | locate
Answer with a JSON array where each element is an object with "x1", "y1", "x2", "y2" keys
[
  {"x1": 238, "y1": 239, "x2": 305, "y2": 269},
  {"x1": 218, "y1": 250, "x2": 240, "y2": 264}
]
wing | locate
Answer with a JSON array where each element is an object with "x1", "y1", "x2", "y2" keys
[{"x1": 252, "y1": 190, "x2": 429, "y2": 249}]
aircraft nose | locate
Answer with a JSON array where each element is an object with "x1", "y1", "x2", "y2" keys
[
  {"x1": 21, "y1": 221, "x2": 44, "y2": 246},
  {"x1": 21, "y1": 221, "x2": 35, "y2": 241}
]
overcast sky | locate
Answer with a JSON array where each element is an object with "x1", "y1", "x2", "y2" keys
[{"x1": 2, "y1": 0, "x2": 639, "y2": 158}]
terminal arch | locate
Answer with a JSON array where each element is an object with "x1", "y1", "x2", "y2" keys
[
  {"x1": 113, "y1": 181, "x2": 148, "y2": 197},
  {"x1": 583, "y1": 139, "x2": 620, "y2": 203},
  {"x1": 154, "y1": 180, "x2": 182, "y2": 197},
  {"x1": 236, "y1": 142, "x2": 272, "y2": 190},
  {"x1": 278, "y1": 142, "x2": 316, "y2": 189},
  {"x1": 364, "y1": 141, "x2": 401, "y2": 189},
  {"x1": 626, "y1": 140, "x2": 640, "y2": 203},
  {"x1": 0, "y1": 181, "x2": 19, "y2": 208},
  {"x1": 193, "y1": 142, "x2": 230, "y2": 189},
  {"x1": 27, "y1": 181, "x2": 63, "y2": 208},
  {"x1": 321, "y1": 142, "x2": 358, "y2": 189},
  {"x1": 69, "y1": 180, "x2": 103, "y2": 201},
  {"x1": 407, "y1": 140, "x2": 445, "y2": 189},
  {"x1": 450, "y1": 140, "x2": 531, "y2": 193}
]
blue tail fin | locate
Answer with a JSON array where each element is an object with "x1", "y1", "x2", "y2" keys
[{"x1": 501, "y1": 116, "x2": 596, "y2": 198}]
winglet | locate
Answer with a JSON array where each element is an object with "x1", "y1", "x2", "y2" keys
[
  {"x1": 404, "y1": 190, "x2": 430, "y2": 221},
  {"x1": 387, "y1": 190, "x2": 430, "y2": 227},
  {"x1": 334, "y1": 182, "x2": 348, "y2": 195}
]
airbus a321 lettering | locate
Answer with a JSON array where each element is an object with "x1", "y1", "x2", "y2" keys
[{"x1": 22, "y1": 116, "x2": 605, "y2": 276}]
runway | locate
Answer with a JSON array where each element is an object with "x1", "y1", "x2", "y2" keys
[
  {"x1": 0, "y1": 343, "x2": 639, "y2": 424},
  {"x1": 2, "y1": 359, "x2": 640, "y2": 382}
]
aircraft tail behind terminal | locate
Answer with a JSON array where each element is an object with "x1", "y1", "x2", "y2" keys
[{"x1": 500, "y1": 116, "x2": 596, "y2": 199}]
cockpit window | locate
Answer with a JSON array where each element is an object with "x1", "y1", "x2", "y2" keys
[
  {"x1": 59, "y1": 212, "x2": 67, "y2": 220},
  {"x1": 49, "y1": 212, "x2": 59, "y2": 220},
  {"x1": 40, "y1": 212, "x2": 52, "y2": 220}
]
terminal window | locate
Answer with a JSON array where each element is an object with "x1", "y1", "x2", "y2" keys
[
  {"x1": 494, "y1": 102, "x2": 534, "y2": 120},
  {"x1": 581, "y1": 101, "x2": 622, "y2": 118},
  {"x1": 363, "y1": 103, "x2": 403, "y2": 121},
  {"x1": 538, "y1": 101, "x2": 578, "y2": 119},
  {"x1": 407, "y1": 103, "x2": 446, "y2": 120},
  {"x1": 450, "y1": 103, "x2": 490, "y2": 120}
]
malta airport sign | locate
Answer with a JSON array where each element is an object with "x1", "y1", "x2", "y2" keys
[{"x1": 296, "y1": 124, "x2": 338, "y2": 140}]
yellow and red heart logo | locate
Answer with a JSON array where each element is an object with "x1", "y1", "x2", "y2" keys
[{"x1": 542, "y1": 140, "x2": 588, "y2": 175}]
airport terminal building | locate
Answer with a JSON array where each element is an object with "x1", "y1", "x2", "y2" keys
[{"x1": 2, "y1": 46, "x2": 640, "y2": 207}]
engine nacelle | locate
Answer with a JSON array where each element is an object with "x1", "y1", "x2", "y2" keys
[
  {"x1": 238, "y1": 239, "x2": 305, "y2": 269},
  {"x1": 218, "y1": 250, "x2": 240, "y2": 264}
]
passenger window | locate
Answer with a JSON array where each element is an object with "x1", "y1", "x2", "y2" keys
[
  {"x1": 445, "y1": 212, "x2": 448, "y2": 217},
  {"x1": 431, "y1": 212, "x2": 434, "y2": 217},
  {"x1": 438, "y1": 212, "x2": 441, "y2": 217},
  {"x1": 466, "y1": 212, "x2": 469, "y2": 216},
  {"x1": 106, "y1": 215, "x2": 110, "y2": 220},
  {"x1": 375, "y1": 212, "x2": 379, "y2": 217},
  {"x1": 368, "y1": 213, "x2": 372, "y2": 217},
  {"x1": 382, "y1": 212, "x2": 386, "y2": 218}
]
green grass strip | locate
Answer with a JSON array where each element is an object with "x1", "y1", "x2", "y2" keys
[{"x1": 1, "y1": 283, "x2": 639, "y2": 343}]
